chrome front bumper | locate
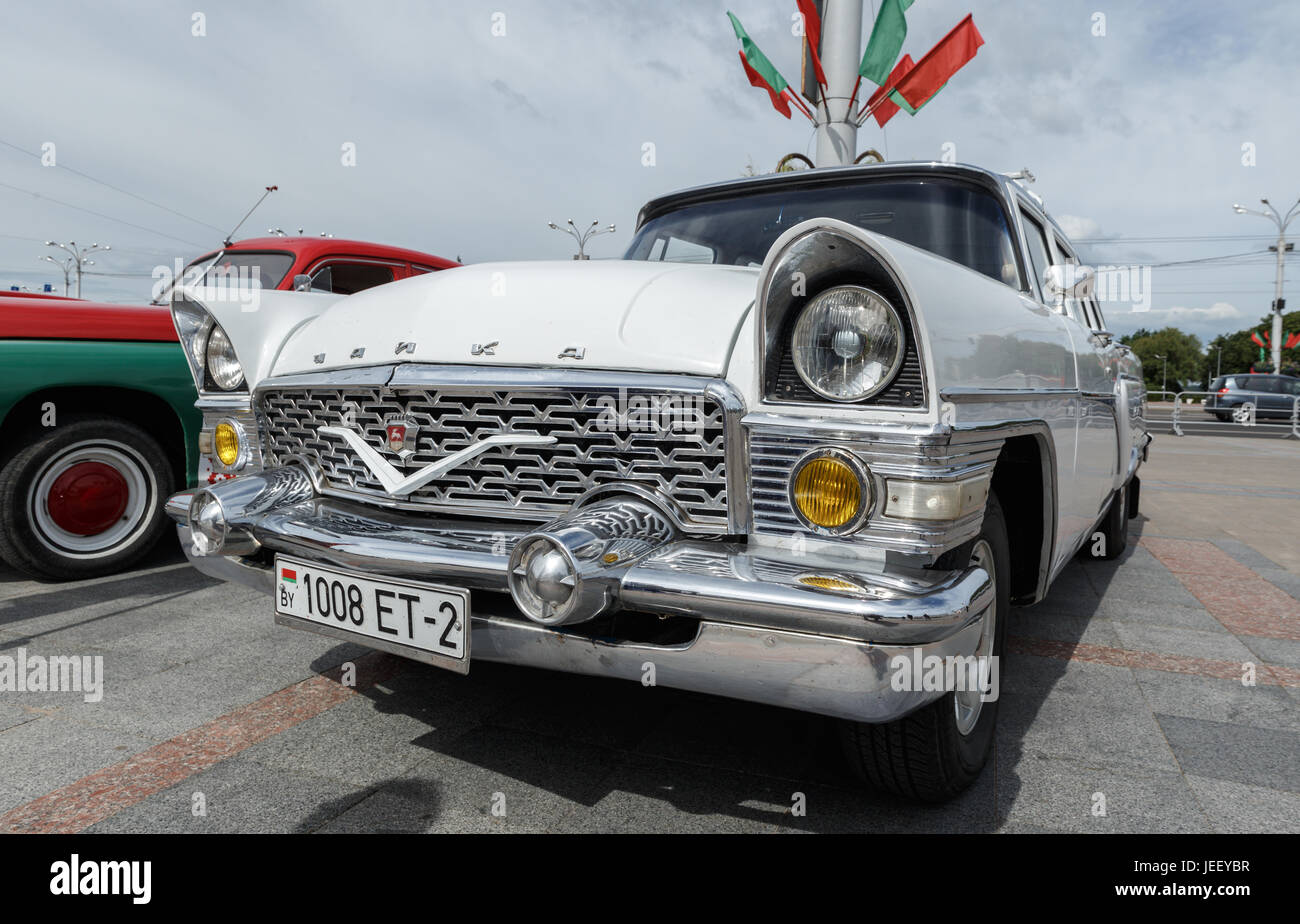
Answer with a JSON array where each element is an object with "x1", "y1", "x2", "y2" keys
[{"x1": 169, "y1": 479, "x2": 993, "y2": 724}]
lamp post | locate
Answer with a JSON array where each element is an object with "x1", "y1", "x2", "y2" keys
[
  {"x1": 1232, "y1": 196, "x2": 1299, "y2": 373},
  {"x1": 43, "y1": 241, "x2": 110, "y2": 298},
  {"x1": 1153, "y1": 353, "x2": 1168, "y2": 394},
  {"x1": 547, "y1": 219, "x2": 615, "y2": 260},
  {"x1": 39, "y1": 254, "x2": 75, "y2": 295}
]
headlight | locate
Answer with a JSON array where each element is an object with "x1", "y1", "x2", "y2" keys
[
  {"x1": 204, "y1": 324, "x2": 245, "y2": 391},
  {"x1": 791, "y1": 285, "x2": 905, "y2": 402}
]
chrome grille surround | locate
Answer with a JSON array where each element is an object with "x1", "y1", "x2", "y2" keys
[
  {"x1": 255, "y1": 365, "x2": 746, "y2": 534},
  {"x1": 746, "y1": 412, "x2": 1002, "y2": 558}
]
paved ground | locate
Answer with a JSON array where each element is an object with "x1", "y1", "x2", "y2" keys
[{"x1": 0, "y1": 433, "x2": 1297, "y2": 833}]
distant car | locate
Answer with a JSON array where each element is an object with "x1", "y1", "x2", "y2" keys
[
  {"x1": 0, "y1": 238, "x2": 458, "y2": 580},
  {"x1": 1206, "y1": 373, "x2": 1300, "y2": 420}
]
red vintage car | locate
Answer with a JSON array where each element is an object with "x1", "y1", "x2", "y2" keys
[{"x1": 0, "y1": 237, "x2": 457, "y2": 580}]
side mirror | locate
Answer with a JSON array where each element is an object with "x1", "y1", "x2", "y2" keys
[
  {"x1": 292, "y1": 274, "x2": 312, "y2": 292},
  {"x1": 1044, "y1": 264, "x2": 1095, "y2": 300}
]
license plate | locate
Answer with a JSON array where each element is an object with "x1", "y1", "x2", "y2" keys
[{"x1": 273, "y1": 555, "x2": 469, "y2": 673}]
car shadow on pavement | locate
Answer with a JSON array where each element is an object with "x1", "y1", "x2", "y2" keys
[
  {"x1": 280, "y1": 522, "x2": 1139, "y2": 833},
  {"x1": 0, "y1": 538, "x2": 218, "y2": 647},
  {"x1": 991, "y1": 516, "x2": 1149, "y2": 828}
]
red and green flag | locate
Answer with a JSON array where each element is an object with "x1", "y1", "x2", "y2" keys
[
  {"x1": 728, "y1": 11, "x2": 809, "y2": 119},
  {"x1": 1252, "y1": 331, "x2": 1268, "y2": 349},
  {"x1": 859, "y1": 0, "x2": 913, "y2": 86},
  {"x1": 893, "y1": 14, "x2": 985, "y2": 110},
  {"x1": 738, "y1": 51, "x2": 791, "y2": 118},
  {"x1": 864, "y1": 55, "x2": 915, "y2": 127}
]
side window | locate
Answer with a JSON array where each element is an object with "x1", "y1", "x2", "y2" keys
[
  {"x1": 1019, "y1": 211, "x2": 1054, "y2": 302},
  {"x1": 309, "y1": 261, "x2": 396, "y2": 295},
  {"x1": 1052, "y1": 236, "x2": 1094, "y2": 329}
]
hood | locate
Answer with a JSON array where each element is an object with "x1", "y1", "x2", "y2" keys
[{"x1": 272, "y1": 260, "x2": 758, "y2": 379}]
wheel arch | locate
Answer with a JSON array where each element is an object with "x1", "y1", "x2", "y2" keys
[
  {"x1": 988, "y1": 428, "x2": 1056, "y2": 605},
  {"x1": 0, "y1": 386, "x2": 189, "y2": 488}
]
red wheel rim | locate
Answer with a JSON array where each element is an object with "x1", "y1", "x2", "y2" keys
[{"x1": 45, "y1": 461, "x2": 130, "y2": 536}]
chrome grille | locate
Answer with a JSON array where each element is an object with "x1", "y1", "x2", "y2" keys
[{"x1": 258, "y1": 381, "x2": 730, "y2": 528}]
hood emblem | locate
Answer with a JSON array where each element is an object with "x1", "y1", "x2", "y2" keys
[
  {"x1": 384, "y1": 416, "x2": 419, "y2": 457},
  {"x1": 471, "y1": 341, "x2": 498, "y2": 356},
  {"x1": 319, "y1": 427, "x2": 557, "y2": 498}
]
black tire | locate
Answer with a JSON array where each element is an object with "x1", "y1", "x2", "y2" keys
[
  {"x1": 839, "y1": 492, "x2": 1010, "y2": 802},
  {"x1": 0, "y1": 417, "x2": 174, "y2": 580},
  {"x1": 1213, "y1": 411, "x2": 1231, "y2": 422},
  {"x1": 1126, "y1": 475, "x2": 1141, "y2": 520},
  {"x1": 1089, "y1": 480, "x2": 1129, "y2": 561}
]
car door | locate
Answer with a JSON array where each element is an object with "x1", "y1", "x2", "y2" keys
[
  {"x1": 1014, "y1": 204, "x2": 1088, "y2": 565},
  {"x1": 1044, "y1": 228, "x2": 1119, "y2": 526}
]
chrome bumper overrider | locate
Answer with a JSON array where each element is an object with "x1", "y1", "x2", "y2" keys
[{"x1": 169, "y1": 468, "x2": 994, "y2": 724}]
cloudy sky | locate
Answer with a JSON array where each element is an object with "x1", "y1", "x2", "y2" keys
[{"x1": 2, "y1": 0, "x2": 1296, "y2": 343}]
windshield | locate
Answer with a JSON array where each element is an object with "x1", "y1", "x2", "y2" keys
[
  {"x1": 625, "y1": 177, "x2": 1022, "y2": 287},
  {"x1": 188, "y1": 251, "x2": 294, "y2": 290}
]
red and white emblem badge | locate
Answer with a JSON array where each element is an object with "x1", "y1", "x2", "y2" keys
[{"x1": 383, "y1": 416, "x2": 419, "y2": 456}]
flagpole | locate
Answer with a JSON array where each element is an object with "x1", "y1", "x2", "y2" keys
[{"x1": 813, "y1": 0, "x2": 864, "y2": 167}]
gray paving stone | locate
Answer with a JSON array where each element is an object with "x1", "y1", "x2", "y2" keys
[
  {"x1": 87, "y1": 754, "x2": 366, "y2": 834},
  {"x1": 1096, "y1": 598, "x2": 1226, "y2": 633},
  {"x1": 996, "y1": 757, "x2": 1208, "y2": 832},
  {"x1": 1131, "y1": 669, "x2": 1300, "y2": 733},
  {"x1": 1240, "y1": 636, "x2": 1300, "y2": 670},
  {"x1": 1112, "y1": 623, "x2": 1254, "y2": 662},
  {"x1": 997, "y1": 654, "x2": 1180, "y2": 774},
  {"x1": 318, "y1": 725, "x2": 628, "y2": 832},
  {"x1": 1156, "y1": 714, "x2": 1300, "y2": 793},
  {"x1": 1007, "y1": 608, "x2": 1120, "y2": 647},
  {"x1": 0, "y1": 716, "x2": 152, "y2": 804},
  {"x1": 1185, "y1": 774, "x2": 1300, "y2": 833}
]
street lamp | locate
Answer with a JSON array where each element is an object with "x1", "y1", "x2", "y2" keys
[
  {"x1": 1232, "y1": 196, "x2": 1299, "y2": 373},
  {"x1": 43, "y1": 241, "x2": 111, "y2": 298},
  {"x1": 1153, "y1": 353, "x2": 1168, "y2": 394},
  {"x1": 547, "y1": 219, "x2": 615, "y2": 260},
  {"x1": 39, "y1": 254, "x2": 76, "y2": 296}
]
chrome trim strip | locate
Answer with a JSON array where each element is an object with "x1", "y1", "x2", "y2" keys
[{"x1": 940, "y1": 387, "x2": 1078, "y2": 403}]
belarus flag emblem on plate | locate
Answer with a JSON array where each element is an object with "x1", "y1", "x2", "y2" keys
[{"x1": 281, "y1": 567, "x2": 297, "y2": 584}]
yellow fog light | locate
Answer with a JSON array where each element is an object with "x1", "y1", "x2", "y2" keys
[
  {"x1": 214, "y1": 421, "x2": 241, "y2": 468},
  {"x1": 789, "y1": 450, "x2": 870, "y2": 533}
]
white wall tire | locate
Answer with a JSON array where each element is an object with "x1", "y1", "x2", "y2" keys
[{"x1": 0, "y1": 418, "x2": 174, "y2": 580}]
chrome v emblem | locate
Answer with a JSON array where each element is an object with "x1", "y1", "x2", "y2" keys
[{"x1": 318, "y1": 428, "x2": 555, "y2": 497}]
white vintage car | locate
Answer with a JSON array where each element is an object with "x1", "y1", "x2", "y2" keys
[{"x1": 167, "y1": 163, "x2": 1148, "y2": 801}]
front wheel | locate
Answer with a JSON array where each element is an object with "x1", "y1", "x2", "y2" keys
[
  {"x1": 839, "y1": 492, "x2": 1009, "y2": 802},
  {"x1": 0, "y1": 418, "x2": 174, "y2": 580}
]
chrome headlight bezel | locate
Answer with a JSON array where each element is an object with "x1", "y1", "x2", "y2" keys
[
  {"x1": 787, "y1": 446, "x2": 874, "y2": 536},
  {"x1": 790, "y1": 285, "x2": 906, "y2": 403}
]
